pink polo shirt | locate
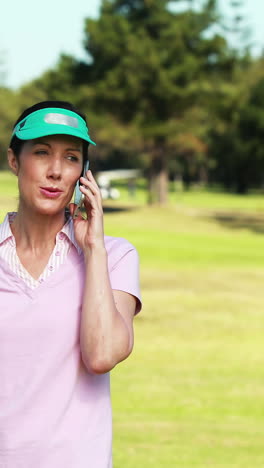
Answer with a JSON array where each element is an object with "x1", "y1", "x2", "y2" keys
[{"x1": 0, "y1": 214, "x2": 141, "y2": 468}]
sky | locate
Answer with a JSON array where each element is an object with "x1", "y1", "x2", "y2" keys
[{"x1": 1, "y1": 0, "x2": 263, "y2": 89}]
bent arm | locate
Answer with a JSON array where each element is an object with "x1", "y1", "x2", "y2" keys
[{"x1": 80, "y1": 245, "x2": 137, "y2": 374}]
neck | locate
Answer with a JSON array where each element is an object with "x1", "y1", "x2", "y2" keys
[{"x1": 11, "y1": 206, "x2": 66, "y2": 252}]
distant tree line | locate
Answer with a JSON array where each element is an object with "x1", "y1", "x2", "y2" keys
[{"x1": 1, "y1": 0, "x2": 264, "y2": 201}]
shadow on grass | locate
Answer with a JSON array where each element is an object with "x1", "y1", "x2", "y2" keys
[
  {"x1": 103, "y1": 205, "x2": 136, "y2": 213},
  {"x1": 79, "y1": 204, "x2": 138, "y2": 214},
  {"x1": 209, "y1": 212, "x2": 264, "y2": 234}
]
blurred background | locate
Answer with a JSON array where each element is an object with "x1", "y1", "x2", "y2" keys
[{"x1": 1, "y1": 1, "x2": 264, "y2": 466}]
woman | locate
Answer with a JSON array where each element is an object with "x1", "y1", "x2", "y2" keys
[{"x1": 0, "y1": 101, "x2": 141, "y2": 468}]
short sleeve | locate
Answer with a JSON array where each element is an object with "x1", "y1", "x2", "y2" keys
[{"x1": 105, "y1": 236, "x2": 142, "y2": 314}]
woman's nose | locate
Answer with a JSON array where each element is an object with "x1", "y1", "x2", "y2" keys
[{"x1": 47, "y1": 156, "x2": 62, "y2": 179}]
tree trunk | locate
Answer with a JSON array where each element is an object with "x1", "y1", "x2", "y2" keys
[
  {"x1": 148, "y1": 143, "x2": 168, "y2": 204},
  {"x1": 199, "y1": 165, "x2": 208, "y2": 185},
  {"x1": 158, "y1": 165, "x2": 168, "y2": 204}
]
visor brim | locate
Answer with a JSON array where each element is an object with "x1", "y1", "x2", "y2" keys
[{"x1": 15, "y1": 124, "x2": 96, "y2": 146}]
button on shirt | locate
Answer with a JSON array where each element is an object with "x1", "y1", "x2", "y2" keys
[{"x1": 0, "y1": 212, "x2": 82, "y2": 289}]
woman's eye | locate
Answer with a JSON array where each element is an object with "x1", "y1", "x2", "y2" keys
[
  {"x1": 35, "y1": 150, "x2": 48, "y2": 155},
  {"x1": 67, "y1": 155, "x2": 79, "y2": 162}
]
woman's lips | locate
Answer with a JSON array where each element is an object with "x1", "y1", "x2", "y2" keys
[{"x1": 40, "y1": 187, "x2": 63, "y2": 198}]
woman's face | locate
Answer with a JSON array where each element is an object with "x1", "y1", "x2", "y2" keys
[{"x1": 8, "y1": 134, "x2": 83, "y2": 216}]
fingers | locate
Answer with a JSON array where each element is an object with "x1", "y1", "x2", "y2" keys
[
  {"x1": 81, "y1": 170, "x2": 99, "y2": 190},
  {"x1": 80, "y1": 171, "x2": 102, "y2": 199},
  {"x1": 80, "y1": 185, "x2": 102, "y2": 211},
  {"x1": 80, "y1": 180, "x2": 98, "y2": 197},
  {"x1": 79, "y1": 171, "x2": 103, "y2": 210}
]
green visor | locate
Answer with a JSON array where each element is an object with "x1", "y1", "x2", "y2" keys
[{"x1": 12, "y1": 107, "x2": 96, "y2": 145}]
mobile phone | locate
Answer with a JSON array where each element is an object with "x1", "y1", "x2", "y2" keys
[{"x1": 73, "y1": 161, "x2": 90, "y2": 218}]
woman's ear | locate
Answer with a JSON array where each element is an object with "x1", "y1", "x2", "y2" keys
[{"x1": 7, "y1": 149, "x2": 19, "y2": 175}]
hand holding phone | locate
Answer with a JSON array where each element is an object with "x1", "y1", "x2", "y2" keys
[{"x1": 73, "y1": 161, "x2": 89, "y2": 219}]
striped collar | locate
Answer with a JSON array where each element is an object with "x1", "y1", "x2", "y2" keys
[{"x1": 0, "y1": 212, "x2": 81, "y2": 255}]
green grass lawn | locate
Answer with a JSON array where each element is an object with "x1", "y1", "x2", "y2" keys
[{"x1": 1, "y1": 171, "x2": 264, "y2": 467}]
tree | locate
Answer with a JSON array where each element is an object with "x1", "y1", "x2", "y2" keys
[
  {"x1": 5, "y1": 0, "x2": 255, "y2": 197},
  {"x1": 0, "y1": 87, "x2": 21, "y2": 168},
  {"x1": 208, "y1": 56, "x2": 264, "y2": 193},
  {"x1": 230, "y1": 76, "x2": 264, "y2": 193},
  {"x1": 73, "y1": 0, "x2": 233, "y2": 203}
]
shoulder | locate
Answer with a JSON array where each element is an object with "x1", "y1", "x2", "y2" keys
[
  {"x1": 104, "y1": 235, "x2": 136, "y2": 255},
  {"x1": 104, "y1": 236, "x2": 139, "y2": 271},
  {"x1": 0, "y1": 213, "x2": 16, "y2": 244},
  {"x1": 104, "y1": 236, "x2": 141, "y2": 313}
]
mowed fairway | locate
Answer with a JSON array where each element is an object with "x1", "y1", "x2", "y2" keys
[{"x1": 1, "y1": 171, "x2": 264, "y2": 467}]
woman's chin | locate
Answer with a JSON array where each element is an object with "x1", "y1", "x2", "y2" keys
[{"x1": 31, "y1": 201, "x2": 67, "y2": 217}]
